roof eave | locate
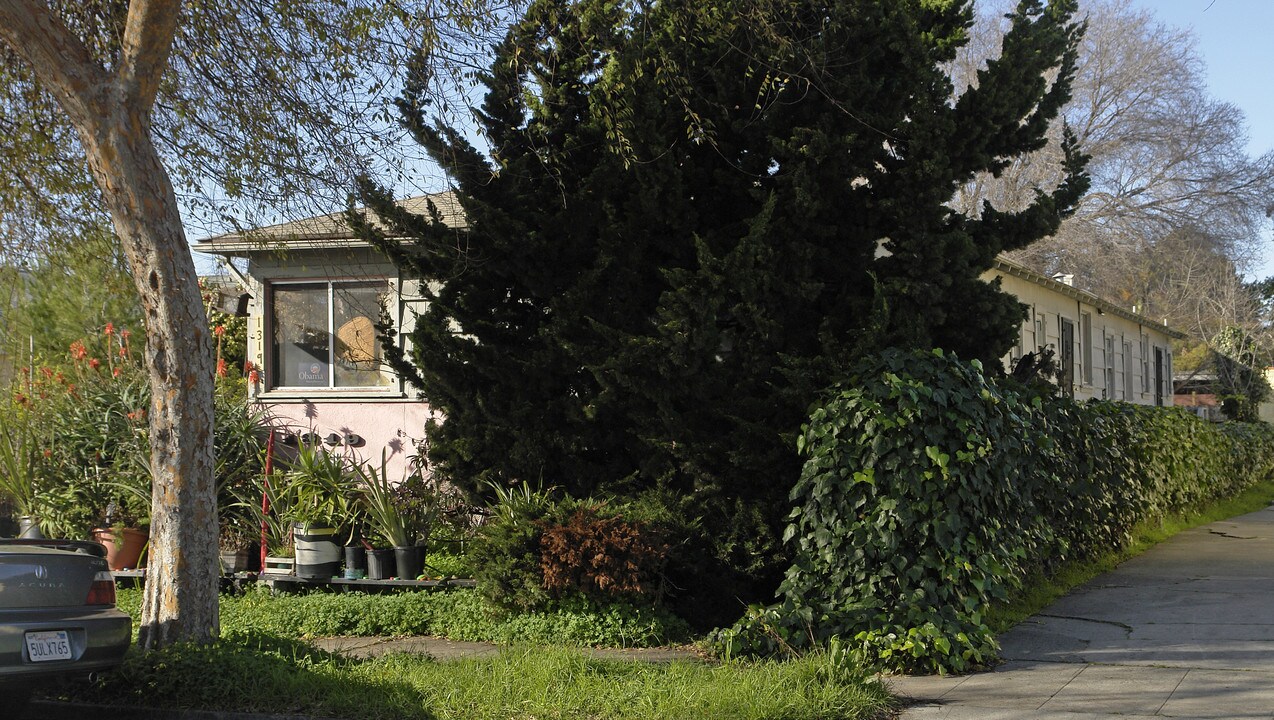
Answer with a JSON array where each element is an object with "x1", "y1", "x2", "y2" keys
[{"x1": 991, "y1": 257, "x2": 1187, "y2": 340}]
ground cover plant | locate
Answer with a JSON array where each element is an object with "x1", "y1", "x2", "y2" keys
[{"x1": 115, "y1": 587, "x2": 691, "y2": 649}]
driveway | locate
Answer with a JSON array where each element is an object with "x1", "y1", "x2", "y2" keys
[{"x1": 889, "y1": 505, "x2": 1274, "y2": 719}]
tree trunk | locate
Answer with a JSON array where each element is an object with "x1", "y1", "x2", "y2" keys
[
  {"x1": 0, "y1": 0, "x2": 218, "y2": 649},
  {"x1": 81, "y1": 116, "x2": 219, "y2": 650}
]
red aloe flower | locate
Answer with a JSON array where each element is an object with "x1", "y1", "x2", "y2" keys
[
  {"x1": 104, "y1": 322, "x2": 114, "y2": 336},
  {"x1": 247, "y1": 369, "x2": 260, "y2": 385},
  {"x1": 214, "y1": 324, "x2": 226, "y2": 337},
  {"x1": 113, "y1": 367, "x2": 121, "y2": 378},
  {"x1": 216, "y1": 357, "x2": 228, "y2": 378},
  {"x1": 69, "y1": 340, "x2": 88, "y2": 361},
  {"x1": 89, "y1": 358, "x2": 101, "y2": 371}
]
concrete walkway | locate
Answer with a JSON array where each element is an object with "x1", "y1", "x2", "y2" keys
[{"x1": 889, "y1": 505, "x2": 1274, "y2": 719}]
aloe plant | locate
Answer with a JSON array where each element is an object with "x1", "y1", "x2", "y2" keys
[{"x1": 354, "y1": 454, "x2": 412, "y2": 548}]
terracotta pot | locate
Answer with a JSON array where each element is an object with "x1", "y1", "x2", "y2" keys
[{"x1": 91, "y1": 526, "x2": 148, "y2": 570}]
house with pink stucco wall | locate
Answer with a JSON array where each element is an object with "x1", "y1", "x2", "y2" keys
[{"x1": 193, "y1": 192, "x2": 464, "y2": 478}]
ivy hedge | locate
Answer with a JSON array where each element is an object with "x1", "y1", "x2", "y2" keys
[{"x1": 715, "y1": 349, "x2": 1274, "y2": 674}]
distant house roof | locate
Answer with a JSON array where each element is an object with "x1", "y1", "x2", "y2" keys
[
  {"x1": 990, "y1": 256, "x2": 1187, "y2": 340},
  {"x1": 191, "y1": 191, "x2": 463, "y2": 255}
]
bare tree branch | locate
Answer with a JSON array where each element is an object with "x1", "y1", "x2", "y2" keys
[
  {"x1": 0, "y1": 0, "x2": 109, "y2": 125},
  {"x1": 116, "y1": 0, "x2": 181, "y2": 115}
]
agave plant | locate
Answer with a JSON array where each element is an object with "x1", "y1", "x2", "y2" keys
[{"x1": 276, "y1": 441, "x2": 355, "y2": 530}]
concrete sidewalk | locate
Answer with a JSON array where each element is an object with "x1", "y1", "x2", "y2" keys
[{"x1": 889, "y1": 505, "x2": 1274, "y2": 719}]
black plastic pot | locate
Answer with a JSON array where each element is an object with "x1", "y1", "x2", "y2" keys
[
  {"x1": 394, "y1": 545, "x2": 424, "y2": 580},
  {"x1": 366, "y1": 548, "x2": 396, "y2": 580},
  {"x1": 343, "y1": 545, "x2": 367, "y2": 579}
]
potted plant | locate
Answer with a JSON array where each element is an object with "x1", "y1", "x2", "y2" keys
[
  {"x1": 355, "y1": 454, "x2": 437, "y2": 580},
  {"x1": 93, "y1": 466, "x2": 152, "y2": 571},
  {"x1": 276, "y1": 442, "x2": 354, "y2": 579},
  {"x1": 218, "y1": 522, "x2": 260, "y2": 574},
  {"x1": 237, "y1": 469, "x2": 297, "y2": 575},
  {"x1": 29, "y1": 328, "x2": 152, "y2": 555},
  {"x1": 0, "y1": 426, "x2": 47, "y2": 538},
  {"x1": 214, "y1": 378, "x2": 268, "y2": 574}
]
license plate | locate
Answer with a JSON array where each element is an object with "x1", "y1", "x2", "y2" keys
[{"x1": 25, "y1": 630, "x2": 72, "y2": 662}]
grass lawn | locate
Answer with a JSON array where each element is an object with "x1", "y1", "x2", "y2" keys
[
  {"x1": 51, "y1": 631, "x2": 896, "y2": 719},
  {"x1": 47, "y1": 587, "x2": 896, "y2": 719}
]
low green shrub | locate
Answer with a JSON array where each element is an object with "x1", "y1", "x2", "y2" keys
[
  {"x1": 423, "y1": 550, "x2": 471, "y2": 578},
  {"x1": 717, "y1": 348, "x2": 1274, "y2": 674},
  {"x1": 468, "y1": 484, "x2": 555, "y2": 611}
]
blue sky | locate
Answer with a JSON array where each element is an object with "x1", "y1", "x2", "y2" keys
[
  {"x1": 1129, "y1": 0, "x2": 1274, "y2": 277},
  {"x1": 1139, "y1": 0, "x2": 1274, "y2": 156}
]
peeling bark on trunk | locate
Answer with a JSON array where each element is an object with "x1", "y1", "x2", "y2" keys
[
  {"x1": 0, "y1": 0, "x2": 219, "y2": 648},
  {"x1": 83, "y1": 121, "x2": 219, "y2": 650}
]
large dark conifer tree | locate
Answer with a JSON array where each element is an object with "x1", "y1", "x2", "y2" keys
[{"x1": 354, "y1": 0, "x2": 1088, "y2": 603}]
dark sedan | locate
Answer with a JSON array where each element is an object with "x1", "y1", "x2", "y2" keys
[{"x1": 0, "y1": 539, "x2": 132, "y2": 714}]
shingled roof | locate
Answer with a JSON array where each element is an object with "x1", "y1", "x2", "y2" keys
[{"x1": 192, "y1": 190, "x2": 463, "y2": 255}]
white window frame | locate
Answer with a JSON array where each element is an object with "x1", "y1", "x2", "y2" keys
[
  {"x1": 266, "y1": 277, "x2": 400, "y2": 394},
  {"x1": 1104, "y1": 331, "x2": 1116, "y2": 398},
  {"x1": 1122, "y1": 338, "x2": 1133, "y2": 401}
]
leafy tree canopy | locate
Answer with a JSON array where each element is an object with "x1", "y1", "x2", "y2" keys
[
  {"x1": 356, "y1": 0, "x2": 1088, "y2": 598},
  {"x1": 0, "y1": 0, "x2": 508, "y2": 252}
]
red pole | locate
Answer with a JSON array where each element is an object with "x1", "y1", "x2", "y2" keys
[{"x1": 260, "y1": 430, "x2": 274, "y2": 573}]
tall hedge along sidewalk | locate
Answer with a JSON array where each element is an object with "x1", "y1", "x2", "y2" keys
[{"x1": 716, "y1": 349, "x2": 1274, "y2": 675}]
